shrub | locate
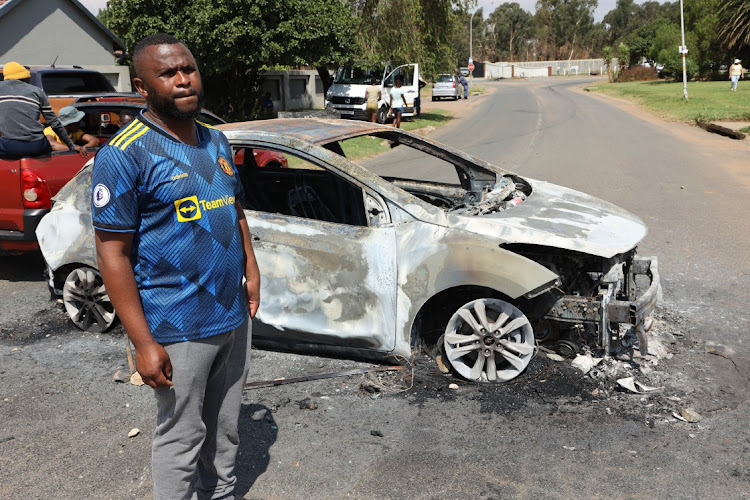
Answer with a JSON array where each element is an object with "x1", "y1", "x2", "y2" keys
[{"x1": 618, "y1": 66, "x2": 659, "y2": 82}]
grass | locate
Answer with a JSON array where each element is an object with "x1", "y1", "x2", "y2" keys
[
  {"x1": 401, "y1": 108, "x2": 452, "y2": 131},
  {"x1": 337, "y1": 109, "x2": 454, "y2": 160},
  {"x1": 586, "y1": 80, "x2": 750, "y2": 122}
]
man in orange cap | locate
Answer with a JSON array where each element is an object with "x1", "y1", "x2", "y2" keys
[{"x1": 0, "y1": 61, "x2": 87, "y2": 159}]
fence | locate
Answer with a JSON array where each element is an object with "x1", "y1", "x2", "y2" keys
[{"x1": 484, "y1": 59, "x2": 616, "y2": 79}]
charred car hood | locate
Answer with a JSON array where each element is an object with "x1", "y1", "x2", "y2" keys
[{"x1": 449, "y1": 179, "x2": 647, "y2": 258}]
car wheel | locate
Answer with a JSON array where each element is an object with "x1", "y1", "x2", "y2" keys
[
  {"x1": 377, "y1": 106, "x2": 388, "y2": 124},
  {"x1": 453, "y1": 95, "x2": 458, "y2": 101},
  {"x1": 62, "y1": 266, "x2": 116, "y2": 333},
  {"x1": 432, "y1": 96, "x2": 436, "y2": 101},
  {"x1": 443, "y1": 298, "x2": 534, "y2": 382}
]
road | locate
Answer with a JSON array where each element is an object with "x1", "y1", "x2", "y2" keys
[{"x1": 1, "y1": 78, "x2": 749, "y2": 499}]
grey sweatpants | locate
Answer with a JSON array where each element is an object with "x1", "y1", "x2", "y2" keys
[{"x1": 152, "y1": 319, "x2": 251, "y2": 500}]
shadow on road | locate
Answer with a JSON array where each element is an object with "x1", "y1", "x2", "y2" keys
[
  {"x1": 0, "y1": 252, "x2": 46, "y2": 282},
  {"x1": 234, "y1": 403, "x2": 277, "y2": 496}
]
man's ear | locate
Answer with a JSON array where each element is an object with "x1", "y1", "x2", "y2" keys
[{"x1": 132, "y1": 77, "x2": 148, "y2": 98}]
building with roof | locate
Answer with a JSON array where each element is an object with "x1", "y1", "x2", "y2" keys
[{"x1": 0, "y1": 0, "x2": 130, "y2": 91}]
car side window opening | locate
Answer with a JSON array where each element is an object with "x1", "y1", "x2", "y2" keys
[
  {"x1": 233, "y1": 146, "x2": 368, "y2": 227},
  {"x1": 335, "y1": 132, "x2": 475, "y2": 210}
]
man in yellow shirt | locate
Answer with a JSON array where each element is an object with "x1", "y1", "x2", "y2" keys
[{"x1": 44, "y1": 105, "x2": 99, "y2": 152}]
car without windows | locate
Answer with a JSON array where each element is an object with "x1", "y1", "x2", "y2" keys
[
  {"x1": 431, "y1": 74, "x2": 460, "y2": 101},
  {"x1": 36, "y1": 118, "x2": 660, "y2": 383}
]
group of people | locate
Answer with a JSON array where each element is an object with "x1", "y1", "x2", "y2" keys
[
  {"x1": 363, "y1": 70, "x2": 468, "y2": 129},
  {"x1": 0, "y1": 62, "x2": 99, "y2": 160}
]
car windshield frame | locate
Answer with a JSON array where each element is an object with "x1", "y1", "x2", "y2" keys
[{"x1": 333, "y1": 66, "x2": 385, "y2": 85}]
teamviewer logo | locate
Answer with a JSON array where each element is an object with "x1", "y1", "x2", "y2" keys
[{"x1": 174, "y1": 196, "x2": 202, "y2": 222}]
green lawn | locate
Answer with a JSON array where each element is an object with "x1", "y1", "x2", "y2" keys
[
  {"x1": 587, "y1": 80, "x2": 750, "y2": 122},
  {"x1": 401, "y1": 108, "x2": 452, "y2": 131}
]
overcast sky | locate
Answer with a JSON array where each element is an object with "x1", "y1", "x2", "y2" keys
[{"x1": 78, "y1": 0, "x2": 661, "y2": 27}]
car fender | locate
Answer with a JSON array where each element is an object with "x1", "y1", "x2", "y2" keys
[{"x1": 393, "y1": 221, "x2": 559, "y2": 353}]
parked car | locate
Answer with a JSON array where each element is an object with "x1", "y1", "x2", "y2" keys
[
  {"x1": 459, "y1": 67, "x2": 470, "y2": 77},
  {"x1": 431, "y1": 74, "x2": 460, "y2": 101},
  {"x1": 36, "y1": 118, "x2": 659, "y2": 383},
  {"x1": 0, "y1": 65, "x2": 117, "y2": 114},
  {"x1": 0, "y1": 98, "x2": 284, "y2": 255}
]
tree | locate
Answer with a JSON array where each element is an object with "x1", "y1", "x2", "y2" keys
[
  {"x1": 99, "y1": 0, "x2": 357, "y2": 120},
  {"x1": 488, "y1": 3, "x2": 534, "y2": 61},
  {"x1": 717, "y1": 0, "x2": 750, "y2": 49},
  {"x1": 603, "y1": 0, "x2": 639, "y2": 45},
  {"x1": 535, "y1": 0, "x2": 598, "y2": 60}
]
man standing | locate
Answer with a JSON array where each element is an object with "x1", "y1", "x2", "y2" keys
[
  {"x1": 91, "y1": 33, "x2": 260, "y2": 499},
  {"x1": 0, "y1": 61, "x2": 86, "y2": 159},
  {"x1": 459, "y1": 73, "x2": 469, "y2": 100}
]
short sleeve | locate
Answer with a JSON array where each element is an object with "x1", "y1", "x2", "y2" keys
[
  {"x1": 91, "y1": 146, "x2": 139, "y2": 232},
  {"x1": 218, "y1": 132, "x2": 244, "y2": 202}
]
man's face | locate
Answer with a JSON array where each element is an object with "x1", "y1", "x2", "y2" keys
[{"x1": 133, "y1": 43, "x2": 203, "y2": 121}]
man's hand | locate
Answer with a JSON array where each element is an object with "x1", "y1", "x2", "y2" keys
[
  {"x1": 245, "y1": 279, "x2": 260, "y2": 318},
  {"x1": 135, "y1": 340, "x2": 173, "y2": 388},
  {"x1": 73, "y1": 145, "x2": 89, "y2": 158}
]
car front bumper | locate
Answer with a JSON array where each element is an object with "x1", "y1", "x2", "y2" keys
[{"x1": 542, "y1": 256, "x2": 660, "y2": 354}]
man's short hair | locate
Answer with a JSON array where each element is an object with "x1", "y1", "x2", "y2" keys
[{"x1": 133, "y1": 33, "x2": 182, "y2": 62}]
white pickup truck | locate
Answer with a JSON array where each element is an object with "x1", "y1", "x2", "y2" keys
[{"x1": 325, "y1": 63, "x2": 420, "y2": 124}]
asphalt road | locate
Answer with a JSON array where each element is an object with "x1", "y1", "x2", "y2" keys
[{"x1": 1, "y1": 78, "x2": 749, "y2": 499}]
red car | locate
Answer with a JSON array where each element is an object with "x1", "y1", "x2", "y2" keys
[{"x1": 0, "y1": 99, "x2": 287, "y2": 255}]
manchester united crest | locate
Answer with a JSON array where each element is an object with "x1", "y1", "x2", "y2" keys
[{"x1": 218, "y1": 156, "x2": 233, "y2": 176}]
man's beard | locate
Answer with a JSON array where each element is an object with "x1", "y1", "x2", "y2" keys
[{"x1": 146, "y1": 86, "x2": 204, "y2": 121}]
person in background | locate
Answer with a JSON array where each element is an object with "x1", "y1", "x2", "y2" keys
[
  {"x1": 262, "y1": 92, "x2": 274, "y2": 117},
  {"x1": 45, "y1": 105, "x2": 100, "y2": 152},
  {"x1": 0, "y1": 61, "x2": 87, "y2": 159},
  {"x1": 415, "y1": 76, "x2": 427, "y2": 117},
  {"x1": 118, "y1": 110, "x2": 136, "y2": 129},
  {"x1": 459, "y1": 72, "x2": 469, "y2": 99},
  {"x1": 389, "y1": 76, "x2": 407, "y2": 128},
  {"x1": 729, "y1": 59, "x2": 744, "y2": 91},
  {"x1": 365, "y1": 77, "x2": 381, "y2": 123}
]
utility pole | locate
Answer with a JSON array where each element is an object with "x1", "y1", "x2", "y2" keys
[
  {"x1": 470, "y1": 9, "x2": 476, "y2": 82},
  {"x1": 679, "y1": 0, "x2": 688, "y2": 100}
]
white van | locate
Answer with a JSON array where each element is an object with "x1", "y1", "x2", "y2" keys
[{"x1": 325, "y1": 63, "x2": 420, "y2": 123}]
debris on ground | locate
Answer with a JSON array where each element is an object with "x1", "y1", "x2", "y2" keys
[
  {"x1": 127, "y1": 428, "x2": 140, "y2": 438},
  {"x1": 679, "y1": 408, "x2": 702, "y2": 423},
  {"x1": 112, "y1": 369, "x2": 128, "y2": 383},
  {"x1": 448, "y1": 383, "x2": 459, "y2": 390},
  {"x1": 251, "y1": 409, "x2": 268, "y2": 421},
  {"x1": 129, "y1": 372, "x2": 144, "y2": 386},
  {"x1": 435, "y1": 354, "x2": 450, "y2": 374},
  {"x1": 370, "y1": 430, "x2": 383, "y2": 437},
  {"x1": 297, "y1": 398, "x2": 318, "y2": 410},
  {"x1": 616, "y1": 376, "x2": 663, "y2": 394},
  {"x1": 571, "y1": 354, "x2": 602, "y2": 374},
  {"x1": 546, "y1": 353, "x2": 565, "y2": 362}
]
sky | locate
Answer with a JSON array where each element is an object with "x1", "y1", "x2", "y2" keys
[{"x1": 79, "y1": 0, "x2": 662, "y2": 26}]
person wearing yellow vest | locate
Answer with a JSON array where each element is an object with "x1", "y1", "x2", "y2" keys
[{"x1": 44, "y1": 105, "x2": 99, "y2": 152}]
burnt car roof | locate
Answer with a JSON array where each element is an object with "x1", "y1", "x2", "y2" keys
[{"x1": 217, "y1": 119, "x2": 392, "y2": 145}]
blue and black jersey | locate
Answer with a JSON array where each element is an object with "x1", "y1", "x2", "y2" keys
[{"x1": 91, "y1": 111, "x2": 248, "y2": 343}]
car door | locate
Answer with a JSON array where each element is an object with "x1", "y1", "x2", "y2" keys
[
  {"x1": 383, "y1": 64, "x2": 419, "y2": 112},
  {"x1": 232, "y1": 143, "x2": 398, "y2": 352}
]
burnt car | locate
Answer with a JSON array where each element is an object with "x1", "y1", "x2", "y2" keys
[{"x1": 36, "y1": 119, "x2": 659, "y2": 383}]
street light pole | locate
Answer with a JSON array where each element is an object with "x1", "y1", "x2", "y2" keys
[
  {"x1": 470, "y1": 9, "x2": 476, "y2": 82},
  {"x1": 679, "y1": 0, "x2": 688, "y2": 100}
]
